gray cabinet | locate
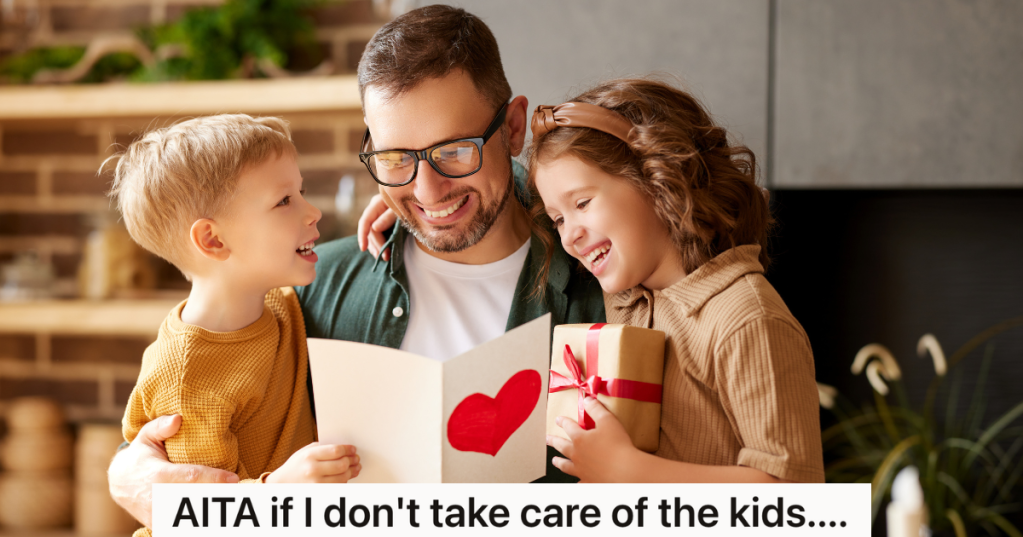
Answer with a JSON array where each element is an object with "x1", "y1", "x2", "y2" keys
[
  {"x1": 447, "y1": 0, "x2": 770, "y2": 164},
  {"x1": 774, "y1": 0, "x2": 1023, "y2": 187}
]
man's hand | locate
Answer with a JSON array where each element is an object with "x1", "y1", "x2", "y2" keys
[
  {"x1": 546, "y1": 397, "x2": 642, "y2": 483},
  {"x1": 108, "y1": 415, "x2": 238, "y2": 528},
  {"x1": 265, "y1": 442, "x2": 361, "y2": 484},
  {"x1": 357, "y1": 194, "x2": 397, "y2": 260}
]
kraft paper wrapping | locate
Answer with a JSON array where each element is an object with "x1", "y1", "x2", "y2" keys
[{"x1": 546, "y1": 324, "x2": 665, "y2": 453}]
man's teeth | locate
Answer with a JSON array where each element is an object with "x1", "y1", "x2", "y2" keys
[
  {"x1": 424, "y1": 196, "x2": 466, "y2": 218},
  {"x1": 585, "y1": 244, "x2": 610, "y2": 264},
  {"x1": 297, "y1": 242, "x2": 315, "y2": 256}
]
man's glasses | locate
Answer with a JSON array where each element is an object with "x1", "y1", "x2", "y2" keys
[{"x1": 359, "y1": 103, "x2": 508, "y2": 187}]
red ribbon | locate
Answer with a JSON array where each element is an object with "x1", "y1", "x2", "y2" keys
[{"x1": 549, "y1": 323, "x2": 662, "y2": 430}]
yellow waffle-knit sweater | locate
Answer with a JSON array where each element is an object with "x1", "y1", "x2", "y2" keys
[{"x1": 123, "y1": 287, "x2": 316, "y2": 536}]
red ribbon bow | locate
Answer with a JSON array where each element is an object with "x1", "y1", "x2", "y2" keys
[{"x1": 549, "y1": 323, "x2": 662, "y2": 430}]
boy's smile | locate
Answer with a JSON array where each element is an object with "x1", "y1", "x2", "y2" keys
[{"x1": 218, "y1": 154, "x2": 322, "y2": 290}]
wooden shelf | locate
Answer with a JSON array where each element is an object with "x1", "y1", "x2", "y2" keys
[
  {"x1": 0, "y1": 299, "x2": 182, "y2": 337},
  {"x1": 0, "y1": 76, "x2": 361, "y2": 120}
]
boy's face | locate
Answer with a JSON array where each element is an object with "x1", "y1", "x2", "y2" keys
[{"x1": 218, "y1": 153, "x2": 321, "y2": 289}]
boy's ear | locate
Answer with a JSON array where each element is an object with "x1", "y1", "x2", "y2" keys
[{"x1": 188, "y1": 219, "x2": 230, "y2": 261}]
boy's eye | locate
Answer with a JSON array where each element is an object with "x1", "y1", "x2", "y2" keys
[{"x1": 277, "y1": 195, "x2": 291, "y2": 207}]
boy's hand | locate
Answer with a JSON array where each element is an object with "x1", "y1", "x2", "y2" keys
[
  {"x1": 357, "y1": 194, "x2": 396, "y2": 261},
  {"x1": 546, "y1": 397, "x2": 641, "y2": 483},
  {"x1": 108, "y1": 415, "x2": 239, "y2": 528},
  {"x1": 265, "y1": 442, "x2": 361, "y2": 484}
]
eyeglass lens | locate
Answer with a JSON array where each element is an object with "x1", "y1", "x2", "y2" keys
[{"x1": 365, "y1": 140, "x2": 482, "y2": 185}]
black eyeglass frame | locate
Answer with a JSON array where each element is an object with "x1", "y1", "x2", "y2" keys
[{"x1": 359, "y1": 102, "x2": 509, "y2": 187}]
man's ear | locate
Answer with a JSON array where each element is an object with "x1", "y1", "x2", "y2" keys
[
  {"x1": 188, "y1": 219, "x2": 230, "y2": 261},
  {"x1": 506, "y1": 95, "x2": 529, "y2": 157}
]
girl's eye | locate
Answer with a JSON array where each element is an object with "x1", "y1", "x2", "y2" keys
[
  {"x1": 551, "y1": 215, "x2": 564, "y2": 228},
  {"x1": 277, "y1": 195, "x2": 291, "y2": 207},
  {"x1": 576, "y1": 199, "x2": 591, "y2": 210}
]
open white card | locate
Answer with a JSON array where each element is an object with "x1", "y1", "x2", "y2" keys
[{"x1": 307, "y1": 313, "x2": 551, "y2": 483}]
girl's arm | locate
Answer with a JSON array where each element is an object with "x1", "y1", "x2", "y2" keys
[{"x1": 547, "y1": 396, "x2": 793, "y2": 483}]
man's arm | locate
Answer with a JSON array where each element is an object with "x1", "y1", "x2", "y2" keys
[{"x1": 108, "y1": 415, "x2": 239, "y2": 528}]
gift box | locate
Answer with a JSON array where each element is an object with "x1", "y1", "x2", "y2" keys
[{"x1": 547, "y1": 323, "x2": 665, "y2": 453}]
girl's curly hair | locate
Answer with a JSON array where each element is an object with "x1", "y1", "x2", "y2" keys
[{"x1": 526, "y1": 77, "x2": 774, "y2": 294}]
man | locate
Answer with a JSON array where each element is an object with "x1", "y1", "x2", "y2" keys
[{"x1": 108, "y1": 4, "x2": 605, "y2": 526}]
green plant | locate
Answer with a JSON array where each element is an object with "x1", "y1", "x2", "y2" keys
[
  {"x1": 0, "y1": 46, "x2": 86, "y2": 83},
  {"x1": 0, "y1": 0, "x2": 330, "y2": 84},
  {"x1": 137, "y1": 0, "x2": 328, "y2": 81},
  {"x1": 821, "y1": 317, "x2": 1023, "y2": 536}
]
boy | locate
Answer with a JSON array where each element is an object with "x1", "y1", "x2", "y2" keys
[{"x1": 109, "y1": 115, "x2": 359, "y2": 536}]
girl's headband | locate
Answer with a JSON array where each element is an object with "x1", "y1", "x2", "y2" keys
[{"x1": 530, "y1": 102, "x2": 634, "y2": 143}]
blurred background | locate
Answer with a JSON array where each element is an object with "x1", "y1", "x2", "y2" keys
[{"x1": 0, "y1": 0, "x2": 1020, "y2": 535}]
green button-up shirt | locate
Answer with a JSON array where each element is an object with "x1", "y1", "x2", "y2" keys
[{"x1": 294, "y1": 163, "x2": 606, "y2": 483}]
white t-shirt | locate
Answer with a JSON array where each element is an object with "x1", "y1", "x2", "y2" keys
[{"x1": 398, "y1": 237, "x2": 530, "y2": 361}]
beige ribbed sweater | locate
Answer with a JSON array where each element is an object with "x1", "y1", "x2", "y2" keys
[
  {"x1": 605, "y1": 245, "x2": 824, "y2": 482},
  {"x1": 123, "y1": 287, "x2": 316, "y2": 535}
]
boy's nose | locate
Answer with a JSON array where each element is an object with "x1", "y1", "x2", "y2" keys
[{"x1": 306, "y1": 199, "x2": 322, "y2": 226}]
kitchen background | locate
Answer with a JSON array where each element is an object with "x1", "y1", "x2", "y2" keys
[{"x1": 0, "y1": 0, "x2": 1021, "y2": 535}]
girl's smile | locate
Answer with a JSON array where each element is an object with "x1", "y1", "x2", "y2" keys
[{"x1": 534, "y1": 155, "x2": 685, "y2": 294}]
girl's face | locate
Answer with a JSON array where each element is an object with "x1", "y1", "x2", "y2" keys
[{"x1": 534, "y1": 155, "x2": 684, "y2": 294}]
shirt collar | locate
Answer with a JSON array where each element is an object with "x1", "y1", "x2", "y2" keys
[
  {"x1": 659, "y1": 244, "x2": 764, "y2": 316},
  {"x1": 606, "y1": 244, "x2": 764, "y2": 317}
]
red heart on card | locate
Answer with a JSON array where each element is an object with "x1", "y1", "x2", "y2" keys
[{"x1": 446, "y1": 369, "x2": 542, "y2": 457}]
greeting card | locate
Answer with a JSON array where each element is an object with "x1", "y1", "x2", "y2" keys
[{"x1": 308, "y1": 314, "x2": 550, "y2": 483}]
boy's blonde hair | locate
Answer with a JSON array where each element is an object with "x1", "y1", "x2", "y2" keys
[{"x1": 106, "y1": 114, "x2": 297, "y2": 272}]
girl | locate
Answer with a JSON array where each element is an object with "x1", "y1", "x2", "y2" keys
[{"x1": 528, "y1": 78, "x2": 824, "y2": 483}]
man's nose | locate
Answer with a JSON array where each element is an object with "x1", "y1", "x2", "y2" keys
[{"x1": 412, "y1": 161, "x2": 452, "y2": 206}]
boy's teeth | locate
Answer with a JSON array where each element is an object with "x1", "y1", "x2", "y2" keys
[{"x1": 424, "y1": 196, "x2": 466, "y2": 218}]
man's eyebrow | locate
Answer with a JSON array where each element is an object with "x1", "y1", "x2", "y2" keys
[{"x1": 369, "y1": 128, "x2": 483, "y2": 152}]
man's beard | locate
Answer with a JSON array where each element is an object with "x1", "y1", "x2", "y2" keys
[{"x1": 398, "y1": 170, "x2": 514, "y2": 254}]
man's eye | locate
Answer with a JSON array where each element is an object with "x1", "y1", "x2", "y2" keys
[
  {"x1": 576, "y1": 199, "x2": 591, "y2": 210},
  {"x1": 277, "y1": 195, "x2": 291, "y2": 207}
]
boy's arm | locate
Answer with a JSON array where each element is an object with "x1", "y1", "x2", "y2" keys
[{"x1": 109, "y1": 415, "x2": 239, "y2": 528}]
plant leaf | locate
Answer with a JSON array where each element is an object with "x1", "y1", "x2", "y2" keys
[
  {"x1": 945, "y1": 508, "x2": 967, "y2": 537},
  {"x1": 870, "y1": 435, "x2": 920, "y2": 521}
]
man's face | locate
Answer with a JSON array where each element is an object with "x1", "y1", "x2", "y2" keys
[{"x1": 363, "y1": 70, "x2": 513, "y2": 253}]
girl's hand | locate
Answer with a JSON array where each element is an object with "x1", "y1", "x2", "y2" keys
[
  {"x1": 357, "y1": 194, "x2": 397, "y2": 261},
  {"x1": 546, "y1": 396, "x2": 642, "y2": 483},
  {"x1": 265, "y1": 442, "x2": 361, "y2": 484}
]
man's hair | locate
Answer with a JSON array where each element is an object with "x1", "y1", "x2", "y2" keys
[
  {"x1": 105, "y1": 114, "x2": 296, "y2": 271},
  {"x1": 357, "y1": 4, "x2": 512, "y2": 111},
  {"x1": 527, "y1": 78, "x2": 774, "y2": 291}
]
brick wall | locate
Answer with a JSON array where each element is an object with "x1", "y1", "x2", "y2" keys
[
  {"x1": 1, "y1": 0, "x2": 382, "y2": 72},
  {"x1": 0, "y1": 107, "x2": 378, "y2": 423},
  {"x1": 0, "y1": 0, "x2": 382, "y2": 426}
]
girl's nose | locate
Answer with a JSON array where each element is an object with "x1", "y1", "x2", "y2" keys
[{"x1": 560, "y1": 218, "x2": 585, "y2": 252}]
